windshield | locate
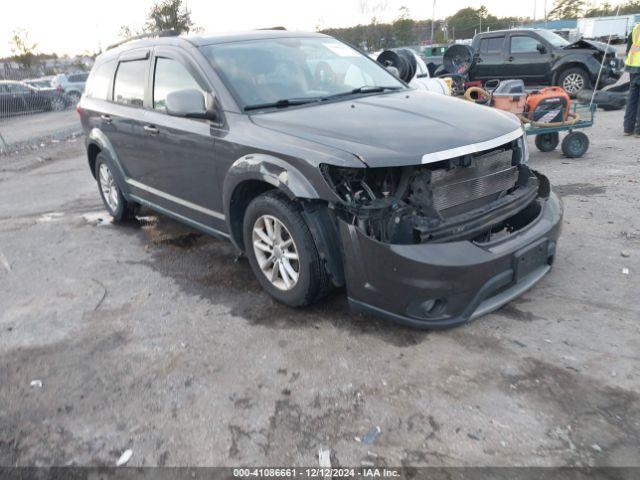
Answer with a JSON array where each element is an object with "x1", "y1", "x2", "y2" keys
[
  {"x1": 536, "y1": 30, "x2": 570, "y2": 48},
  {"x1": 200, "y1": 37, "x2": 405, "y2": 109}
]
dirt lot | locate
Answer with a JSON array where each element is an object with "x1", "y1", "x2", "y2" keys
[{"x1": 0, "y1": 108, "x2": 639, "y2": 468}]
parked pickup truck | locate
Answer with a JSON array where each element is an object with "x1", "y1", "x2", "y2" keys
[{"x1": 468, "y1": 28, "x2": 624, "y2": 96}]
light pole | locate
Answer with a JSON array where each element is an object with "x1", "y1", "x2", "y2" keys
[{"x1": 430, "y1": 0, "x2": 436, "y2": 44}]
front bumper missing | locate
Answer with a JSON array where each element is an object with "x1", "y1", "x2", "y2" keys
[{"x1": 339, "y1": 192, "x2": 563, "y2": 329}]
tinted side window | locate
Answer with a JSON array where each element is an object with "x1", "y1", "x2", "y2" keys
[
  {"x1": 479, "y1": 36, "x2": 504, "y2": 54},
  {"x1": 85, "y1": 61, "x2": 116, "y2": 100},
  {"x1": 153, "y1": 57, "x2": 202, "y2": 111},
  {"x1": 510, "y1": 36, "x2": 540, "y2": 53},
  {"x1": 113, "y1": 60, "x2": 147, "y2": 107}
]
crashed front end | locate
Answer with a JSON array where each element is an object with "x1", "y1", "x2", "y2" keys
[{"x1": 321, "y1": 132, "x2": 562, "y2": 329}]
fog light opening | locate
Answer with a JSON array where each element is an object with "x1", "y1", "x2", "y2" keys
[{"x1": 407, "y1": 297, "x2": 447, "y2": 319}]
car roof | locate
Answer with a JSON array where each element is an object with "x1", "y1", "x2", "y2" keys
[
  {"x1": 100, "y1": 29, "x2": 329, "y2": 61},
  {"x1": 477, "y1": 28, "x2": 543, "y2": 36}
]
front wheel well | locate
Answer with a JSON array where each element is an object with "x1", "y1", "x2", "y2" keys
[
  {"x1": 553, "y1": 63, "x2": 590, "y2": 85},
  {"x1": 87, "y1": 143, "x2": 102, "y2": 179},
  {"x1": 229, "y1": 180, "x2": 277, "y2": 251}
]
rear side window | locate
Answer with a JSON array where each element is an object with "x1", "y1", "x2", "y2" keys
[
  {"x1": 85, "y1": 61, "x2": 116, "y2": 100},
  {"x1": 510, "y1": 36, "x2": 540, "y2": 54},
  {"x1": 113, "y1": 60, "x2": 147, "y2": 107},
  {"x1": 479, "y1": 36, "x2": 504, "y2": 54},
  {"x1": 153, "y1": 57, "x2": 202, "y2": 112}
]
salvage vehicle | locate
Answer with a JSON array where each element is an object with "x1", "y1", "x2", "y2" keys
[
  {"x1": 52, "y1": 72, "x2": 88, "y2": 104},
  {"x1": 466, "y1": 29, "x2": 624, "y2": 96},
  {"x1": 78, "y1": 30, "x2": 563, "y2": 329},
  {"x1": 0, "y1": 80, "x2": 67, "y2": 115}
]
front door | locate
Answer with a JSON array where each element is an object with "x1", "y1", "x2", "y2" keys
[
  {"x1": 504, "y1": 34, "x2": 552, "y2": 85},
  {"x1": 133, "y1": 48, "x2": 223, "y2": 229}
]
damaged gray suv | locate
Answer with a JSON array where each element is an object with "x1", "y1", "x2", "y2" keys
[{"x1": 79, "y1": 30, "x2": 562, "y2": 329}]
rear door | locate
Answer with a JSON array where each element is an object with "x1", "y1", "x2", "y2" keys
[
  {"x1": 472, "y1": 34, "x2": 507, "y2": 81},
  {"x1": 108, "y1": 50, "x2": 152, "y2": 183},
  {"x1": 504, "y1": 33, "x2": 552, "y2": 85},
  {"x1": 132, "y1": 46, "x2": 223, "y2": 228}
]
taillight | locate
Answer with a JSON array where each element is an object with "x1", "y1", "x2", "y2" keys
[{"x1": 76, "y1": 104, "x2": 81, "y2": 115}]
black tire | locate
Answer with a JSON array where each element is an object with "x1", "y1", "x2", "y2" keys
[
  {"x1": 243, "y1": 190, "x2": 330, "y2": 307},
  {"x1": 535, "y1": 132, "x2": 560, "y2": 152},
  {"x1": 561, "y1": 131, "x2": 589, "y2": 158},
  {"x1": 94, "y1": 154, "x2": 138, "y2": 222},
  {"x1": 66, "y1": 91, "x2": 81, "y2": 104},
  {"x1": 557, "y1": 67, "x2": 590, "y2": 97}
]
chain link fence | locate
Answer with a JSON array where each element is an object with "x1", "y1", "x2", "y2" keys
[{"x1": 0, "y1": 63, "x2": 89, "y2": 153}]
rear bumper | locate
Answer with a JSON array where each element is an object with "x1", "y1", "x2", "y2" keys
[{"x1": 339, "y1": 192, "x2": 563, "y2": 329}]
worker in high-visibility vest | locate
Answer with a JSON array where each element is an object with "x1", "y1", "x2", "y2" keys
[{"x1": 624, "y1": 21, "x2": 640, "y2": 136}]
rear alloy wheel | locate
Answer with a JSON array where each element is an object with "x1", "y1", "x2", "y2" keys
[
  {"x1": 50, "y1": 97, "x2": 66, "y2": 112},
  {"x1": 558, "y1": 68, "x2": 590, "y2": 97},
  {"x1": 95, "y1": 154, "x2": 138, "y2": 222},
  {"x1": 66, "y1": 91, "x2": 81, "y2": 104},
  {"x1": 243, "y1": 190, "x2": 330, "y2": 307}
]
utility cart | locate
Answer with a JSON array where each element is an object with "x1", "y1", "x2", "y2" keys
[{"x1": 524, "y1": 103, "x2": 596, "y2": 158}]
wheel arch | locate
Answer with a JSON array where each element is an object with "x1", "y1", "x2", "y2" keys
[
  {"x1": 551, "y1": 59, "x2": 594, "y2": 86},
  {"x1": 223, "y1": 155, "x2": 345, "y2": 287},
  {"x1": 223, "y1": 153, "x2": 321, "y2": 249},
  {"x1": 86, "y1": 128, "x2": 131, "y2": 198}
]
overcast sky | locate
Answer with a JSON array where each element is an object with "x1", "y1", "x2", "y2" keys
[{"x1": 2, "y1": 0, "x2": 625, "y2": 57}]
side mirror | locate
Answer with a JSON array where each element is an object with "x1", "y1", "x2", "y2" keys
[
  {"x1": 166, "y1": 89, "x2": 217, "y2": 120},
  {"x1": 537, "y1": 43, "x2": 547, "y2": 54}
]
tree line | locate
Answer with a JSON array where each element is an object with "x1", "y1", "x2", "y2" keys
[{"x1": 322, "y1": 0, "x2": 640, "y2": 50}]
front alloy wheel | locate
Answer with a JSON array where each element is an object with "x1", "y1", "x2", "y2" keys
[
  {"x1": 242, "y1": 190, "x2": 330, "y2": 307},
  {"x1": 252, "y1": 215, "x2": 300, "y2": 291}
]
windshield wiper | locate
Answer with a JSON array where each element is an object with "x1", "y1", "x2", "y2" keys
[
  {"x1": 322, "y1": 85, "x2": 403, "y2": 100},
  {"x1": 244, "y1": 98, "x2": 320, "y2": 111}
]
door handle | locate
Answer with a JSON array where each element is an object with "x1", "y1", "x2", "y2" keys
[
  {"x1": 507, "y1": 56, "x2": 514, "y2": 62},
  {"x1": 100, "y1": 114, "x2": 112, "y2": 124},
  {"x1": 143, "y1": 125, "x2": 159, "y2": 135}
]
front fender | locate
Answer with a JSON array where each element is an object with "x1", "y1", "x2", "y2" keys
[
  {"x1": 552, "y1": 54, "x2": 600, "y2": 82},
  {"x1": 222, "y1": 153, "x2": 320, "y2": 219}
]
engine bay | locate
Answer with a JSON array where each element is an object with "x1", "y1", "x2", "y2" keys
[{"x1": 321, "y1": 139, "x2": 547, "y2": 245}]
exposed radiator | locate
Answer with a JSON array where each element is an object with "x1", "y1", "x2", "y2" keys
[{"x1": 430, "y1": 149, "x2": 517, "y2": 212}]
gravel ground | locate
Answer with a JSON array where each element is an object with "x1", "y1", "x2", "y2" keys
[
  {"x1": 0, "y1": 108, "x2": 639, "y2": 468},
  {"x1": 0, "y1": 110, "x2": 81, "y2": 152}
]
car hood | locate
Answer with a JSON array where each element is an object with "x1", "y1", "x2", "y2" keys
[
  {"x1": 564, "y1": 39, "x2": 616, "y2": 55},
  {"x1": 250, "y1": 90, "x2": 522, "y2": 168}
]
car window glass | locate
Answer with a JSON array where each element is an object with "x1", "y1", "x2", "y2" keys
[
  {"x1": 480, "y1": 36, "x2": 504, "y2": 54},
  {"x1": 86, "y1": 60, "x2": 116, "y2": 100},
  {"x1": 113, "y1": 60, "x2": 147, "y2": 107},
  {"x1": 511, "y1": 36, "x2": 540, "y2": 54},
  {"x1": 153, "y1": 57, "x2": 202, "y2": 112},
  {"x1": 0, "y1": 84, "x2": 7, "y2": 93},
  {"x1": 201, "y1": 37, "x2": 402, "y2": 108}
]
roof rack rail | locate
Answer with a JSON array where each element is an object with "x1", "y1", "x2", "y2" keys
[
  {"x1": 106, "y1": 30, "x2": 179, "y2": 51},
  {"x1": 255, "y1": 26, "x2": 286, "y2": 30}
]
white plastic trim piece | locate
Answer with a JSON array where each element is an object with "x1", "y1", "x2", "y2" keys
[{"x1": 421, "y1": 128, "x2": 523, "y2": 164}]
